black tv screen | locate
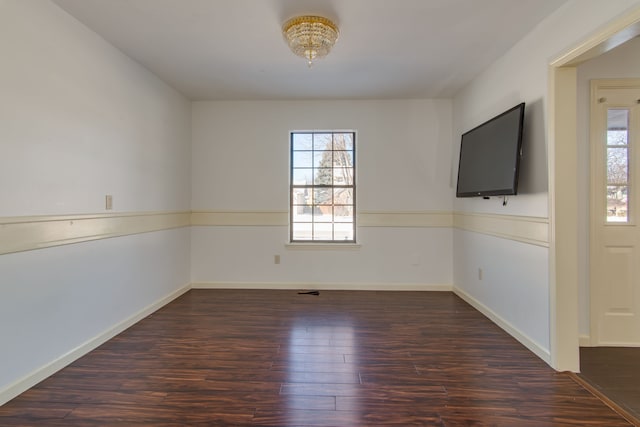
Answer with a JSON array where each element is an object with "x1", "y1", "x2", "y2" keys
[{"x1": 456, "y1": 103, "x2": 525, "y2": 198}]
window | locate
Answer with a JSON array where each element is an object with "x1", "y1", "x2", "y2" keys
[
  {"x1": 606, "y1": 109, "x2": 630, "y2": 222},
  {"x1": 290, "y1": 131, "x2": 356, "y2": 242}
]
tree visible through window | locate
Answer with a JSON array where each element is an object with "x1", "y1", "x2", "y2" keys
[
  {"x1": 290, "y1": 132, "x2": 356, "y2": 242},
  {"x1": 606, "y1": 109, "x2": 630, "y2": 222}
]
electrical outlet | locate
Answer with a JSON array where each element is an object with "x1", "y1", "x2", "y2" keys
[
  {"x1": 478, "y1": 268, "x2": 483, "y2": 281},
  {"x1": 105, "y1": 195, "x2": 113, "y2": 210},
  {"x1": 274, "y1": 255, "x2": 280, "y2": 264}
]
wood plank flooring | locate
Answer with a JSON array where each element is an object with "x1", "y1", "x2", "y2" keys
[{"x1": 0, "y1": 290, "x2": 632, "y2": 426}]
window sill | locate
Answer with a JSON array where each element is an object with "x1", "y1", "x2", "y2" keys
[{"x1": 285, "y1": 242, "x2": 361, "y2": 250}]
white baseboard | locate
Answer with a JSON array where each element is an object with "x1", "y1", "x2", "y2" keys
[
  {"x1": 453, "y1": 286, "x2": 552, "y2": 366},
  {"x1": 191, "y1": 282, "x2": 453, "y2": 292},
  {"x1": 0, "y1": 283, "x2": 191, "y2": 406},
  {"x1": 579, "y1": 334, "x2": 591, "y2": 347}
]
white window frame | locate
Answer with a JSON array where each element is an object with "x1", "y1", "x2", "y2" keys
[{"x1": 289, "y1": 130, "x2": 357, "y2": 243}]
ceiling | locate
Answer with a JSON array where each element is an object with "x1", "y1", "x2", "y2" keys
[{"x1": 52, "y1": 0, "x2": 567, "y2": 101}]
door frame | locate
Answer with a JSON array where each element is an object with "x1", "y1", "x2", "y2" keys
[{"x1": 548, "y1": 9, "x2": 640, "y2": 371}]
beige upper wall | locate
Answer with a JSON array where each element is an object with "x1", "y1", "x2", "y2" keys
[
  {"x1": 452, "y1": 0, "x2": 640, "y2": 219},
  {"x1": 191, "y1": 99, "x2": 454, "y2": 213},
  {"x1": 0, "y1": 0, "x2": 192, "y2": 217}
]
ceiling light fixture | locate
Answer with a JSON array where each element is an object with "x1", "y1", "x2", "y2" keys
[{"x1": 282, "y1": 15, "x2": 339, "y2": 67}]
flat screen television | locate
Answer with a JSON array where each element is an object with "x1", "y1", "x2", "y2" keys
[{"x1": 456, "y1": 102, "x2": 525, "y2": 198}]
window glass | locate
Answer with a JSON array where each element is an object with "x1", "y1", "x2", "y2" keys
[
  {"x1": 606, "y1": 109, "x2": 630, "y2": 223},
  {"x1": 290, "y1": 131, "x2": 356, "y2": 242}
]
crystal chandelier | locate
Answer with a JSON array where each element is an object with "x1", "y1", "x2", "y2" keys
[{"x1": 282, "y1": 16, "x2": 339, "y2": 67}]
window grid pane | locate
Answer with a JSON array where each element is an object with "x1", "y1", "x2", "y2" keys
[
  {"x1": 607, "y1": 147, "x2": 628, "y2": 185},
  {"x1": 606, "y1": 109, "x2": 630, "y2": 223},
  {"x1": 291, "y1": 131, "x2": 356, "y2": 242},
  {"x1": 607, "y1": 185, "x2": 629, "y2": 222}
]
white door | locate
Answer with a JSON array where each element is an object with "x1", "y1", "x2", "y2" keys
[{"x1": 590, "y1": 79, "x2": 640, "y2": 346}]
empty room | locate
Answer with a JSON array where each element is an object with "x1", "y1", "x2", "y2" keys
[{"x1": 1, "y1": 0, "x2": 640, "y2": 425}]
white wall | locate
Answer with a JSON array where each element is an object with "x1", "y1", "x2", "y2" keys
[
  {"x1": 452, "y1": 0, "x2": 640, "y2": 361},
  {"x1": 191, "y1": 100, "x2": 453, "y2": 287},
  {"x1": 576, "y1": 37, "x2": 640, "y2": 338},
  {"x1": 0, "y1": 0, "x2": 191, "y2": 400}
]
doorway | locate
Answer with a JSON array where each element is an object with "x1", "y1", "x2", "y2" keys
[
  {"x1": 548, "y1": 8, "x2": 640, "y2": 373},
  {"x1": 589, "y1": 79, "x2": 640, "y2": 347}
]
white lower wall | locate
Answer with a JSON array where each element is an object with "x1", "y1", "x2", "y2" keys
[
  {"x1": 453, "y1": 229, "x2": 550, "y2": 353},
  {"x1": 191, "y1": 226, "x2": 452, "y2": 288},
  {"x1": 0, "y1": 228, "x2": 190, "y2": 403}
]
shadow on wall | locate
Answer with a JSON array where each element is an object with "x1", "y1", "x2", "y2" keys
[{"x1": 518, "y1": 98, "x2": 548, "y2": 195}]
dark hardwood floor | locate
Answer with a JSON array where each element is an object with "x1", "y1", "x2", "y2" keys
[
  {"x1": 0, "y1": 289, "x2": 632, "y2": 426},
  {"x1": 579, "y1": 347, "x2": 640, "y2": 424}
]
